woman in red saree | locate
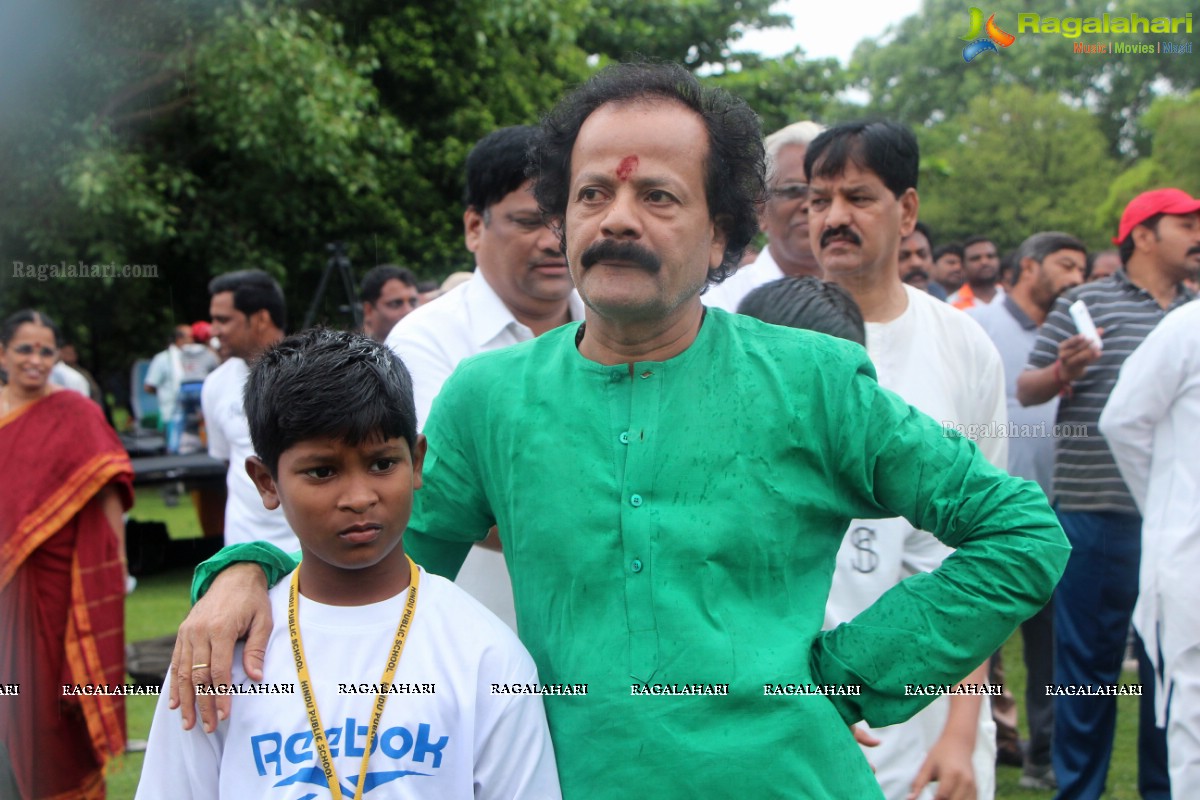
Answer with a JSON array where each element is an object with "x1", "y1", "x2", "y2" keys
[{"x1": 0, "y1": 310, "x2": 133, "y2": 799}]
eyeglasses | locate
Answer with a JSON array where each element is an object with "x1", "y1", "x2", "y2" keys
[
  {"x1": 11, "y1": 343, "x2": 58, "y2": 358},
  {"x1": 769, "y1": 183, "x2": 810, "y2": 202}
]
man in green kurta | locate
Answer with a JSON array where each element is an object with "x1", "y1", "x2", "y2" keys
[{"x1": 172, "y1": 63, "x2": 1068, "y2": 798}]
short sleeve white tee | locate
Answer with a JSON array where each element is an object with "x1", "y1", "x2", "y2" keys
[
  {"x1": 137, "y1": 567, "x2": 561, "y2": 800},
  {"x1": 200, "y1": 358, "x2": 297, "y2": 551}
]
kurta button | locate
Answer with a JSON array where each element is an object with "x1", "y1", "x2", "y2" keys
[
  {"x1": 630, "y1": 494, "x2": 643, "y2": 507},
  {"x1": 619, "y1": 432, "x2": 630, "y2": 444},
  {"x1": 631, "y1": 559, "x2": 643, "y2": 573}
]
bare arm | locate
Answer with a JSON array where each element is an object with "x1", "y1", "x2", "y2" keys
[
  {"x1": 168, "y1": 563, "x2": 272, "y2": 733},
  {"x1": 908, "y1": 662, "x2": 988, "y2": 800},
  {"x1": 1017, "y1": 333, "x2": 1101, "y2": 407},
  {"x1": 95, "y1": 484, "x2": 127, "y2": 579}
]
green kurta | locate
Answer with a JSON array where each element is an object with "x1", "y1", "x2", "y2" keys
[
  {"x1": 407, "y1": 310, "x2": 1066, "y2": 797},
  {"x1": 195, "y1": 309, "x2": 1068, "y2": 798}
]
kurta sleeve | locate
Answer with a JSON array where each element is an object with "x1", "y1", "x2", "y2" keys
[
  {"x1": 404, "y1": 358, "x2": 498, "y2": 579},
  {"x1": 1099, "y1": 309, "x2": 1193, "y2": 512},
  {"x1": 810, "y1": 354, "x2": 1070, "y2": 726},
  {"x1": 190, "y1": 542, "x2": 299, "y2": 604}
]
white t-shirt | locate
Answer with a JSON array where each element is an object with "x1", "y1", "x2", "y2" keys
[
  {"x1": 386, "y1": 269, "x2": 584, "y2": 631},
  {"x1": 200, "y1": 357, "x2": 298, "y2": 552},
  {"x1": 826, "y1": 285, "x2": 1005, "y2": 800},
  {"x1": 137, "y1": 567, "x2": 561, "y2": 800},
  {"x1": 50, "y1": 362, "x2": 92, "y2": 397},
  {"x1": 145, "y1": 348, "x2": 181, "y2": 419},
  {"x1": 699, "y1": 247, "x2": 785, "y2": 313},
  {"x1": 147, "y1": 344, "x2": 218, "y2": 419}
]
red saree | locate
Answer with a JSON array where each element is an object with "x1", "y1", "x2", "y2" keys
[{"x1": 0, "y1": 390, "x2": 133, "y2": 799}]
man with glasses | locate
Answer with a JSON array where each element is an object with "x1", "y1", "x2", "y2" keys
[{"x1": 702, "y1": 120, "x2": 825, "y2": 312}]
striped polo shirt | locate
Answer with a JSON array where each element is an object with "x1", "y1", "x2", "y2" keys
[{"x1": 1027, "y1": 269, "x2": 1194, "y2": 513}]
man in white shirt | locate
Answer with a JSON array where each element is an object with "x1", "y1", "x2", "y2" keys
[
  {"x1": 386, "y1": 126, "x2": 584, "y2": 628},
  {"x1": 701, "y1": 120, "x2": 824, "y2": 312},
  {"x1": 202, "y1": 270, "x2": 294, "y2": 551},
  {"x1": 808, "y1": 119, "x2": 1007, "y2": 800},
  {"x1": 144, "y1": 325, "x2": 194, "y2": 422},
  {"x1": 1102, "y1": 298, "x2": 1200, "y2": 792}
]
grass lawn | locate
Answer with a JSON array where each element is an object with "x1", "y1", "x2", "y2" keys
[
  {"x1": 994, "y1": 634, "x2": 1142, "y2": 799},
  {"x1": 104, "y1": 498, "x2": 1150, "y2": 800}
]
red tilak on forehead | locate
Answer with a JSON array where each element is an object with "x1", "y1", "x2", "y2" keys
[{"x1": 616, "y1": 155, "x2": 638, "y2": 181}]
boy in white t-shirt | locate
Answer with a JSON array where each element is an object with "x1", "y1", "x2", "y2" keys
[{"x1": 137, "y1": 329, "x2": 560, "y2": 799}]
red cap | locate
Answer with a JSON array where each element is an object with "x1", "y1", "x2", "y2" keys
[
  {"x1": 1113, "y1": 188, "x2": 1200, "y2": 244},
  {"x1": 191, "y1": 320, "x2": 212, "y2": 343}
]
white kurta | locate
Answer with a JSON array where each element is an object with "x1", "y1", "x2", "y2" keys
[{"x1": 1100, "y1": 299, "x2": 1200, "y2": 717}]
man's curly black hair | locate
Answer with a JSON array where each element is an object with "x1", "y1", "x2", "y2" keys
[{"x1": 528, "y1": 62, "x2": 766, "y2": 285}]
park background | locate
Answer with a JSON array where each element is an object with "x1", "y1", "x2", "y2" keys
[{"x1": 0, "y1": 1, "x2": 1195, "y2": 797}]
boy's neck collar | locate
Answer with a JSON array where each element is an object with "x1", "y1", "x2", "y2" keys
[{"x1": 295, "y1": 556, "x2": 413, "y2": 607}]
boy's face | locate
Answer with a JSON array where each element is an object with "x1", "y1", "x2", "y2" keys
[{"x1": 246, "y1": 434, "x2": 426, "y2": 579}]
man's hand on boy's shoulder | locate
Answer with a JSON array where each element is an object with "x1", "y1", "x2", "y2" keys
[{"x1": 169, "y1": 562, "x2": 273, "y2": 733}]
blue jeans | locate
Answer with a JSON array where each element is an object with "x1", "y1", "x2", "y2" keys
[{"x1": 1052, "y1": 508, "x2": 1170, "y2": 800}]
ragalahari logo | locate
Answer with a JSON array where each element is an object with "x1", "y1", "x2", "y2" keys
[{"x1": 961, "y1": 7, "x2": 1016, "y2": 62}]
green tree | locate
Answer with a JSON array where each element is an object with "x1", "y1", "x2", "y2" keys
[
  {"x1": 1, "y1": 0, "x2": 841, "y2": 402},
  {"x1": 919, "y1": 85, "x2": 1117, "y2": 252},
  {"x1": 1095, "y1": 90, "x2": 1200, "y2": 236},
  {"x1": 707, "y1": 51, "x2": 846, "y2": 135},
  {"x1": 576, "y1": 0, "x2": 787, "y2": 69},
  {"x1": 849, "y1": 0, "x2": 1197, "y2": 158}
]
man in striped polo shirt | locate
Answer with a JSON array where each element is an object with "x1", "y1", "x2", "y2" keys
[{"x1": 1017, "y1": 188, "x2": 1200, "y2": 800}]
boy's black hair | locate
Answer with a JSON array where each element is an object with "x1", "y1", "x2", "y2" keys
[
  {"x1": 244, "y1": 328, "x2": 418, "y2": 476},
  {"x1": 737, "y1": 277, "x2": 866, "y2": 346}
]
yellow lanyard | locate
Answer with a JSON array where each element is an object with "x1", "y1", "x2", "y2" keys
[{"x1": 287, "y1": 556, "x2": 420, "y2": 800}]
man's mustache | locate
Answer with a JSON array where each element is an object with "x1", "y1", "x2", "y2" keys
[
  {"x1": 902, "y1": 268, "x2": 930, "y2": 284},
  {"x1": 580, "y1": 240, "x2": 661, "y2": 272},
  {"x1": 820, "y1": 226, "x2": 862, "y2": 248},
  {"x1": 1188, "y1": 246, "x2": 1200, "y2": 257}
]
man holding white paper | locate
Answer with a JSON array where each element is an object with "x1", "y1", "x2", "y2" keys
[{"x1": 1017, "y1": 188, "x2": 1200, "y2": 800}]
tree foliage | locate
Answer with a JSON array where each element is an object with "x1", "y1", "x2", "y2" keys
[
  {"x1": 708, "y1": 51, "x2": 847, "y2": 135},
  {"x1": 849, "y1": 0, "x2": 1197, "y2": 158},
  {"x1": 576, "y1": 0, "x2": 788, "y2": 68},
  {"x1": 1095, "y1": 90, "x2": 1200, "y2": 237},
  {"x1": 918, "y1": 85, "x2": 1117, "y2": 253},
  {"x1": 1, "y1": 0, "x2": 844, "y2": 400}
]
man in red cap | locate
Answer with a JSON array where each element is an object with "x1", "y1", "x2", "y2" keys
[{"x1": 1017, "y1": 188, "x2": 1200, "y2": 799}]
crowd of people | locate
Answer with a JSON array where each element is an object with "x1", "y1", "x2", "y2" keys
[{"x1": 2, "y1": 60, "x2": 1198, "y2": 800}]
